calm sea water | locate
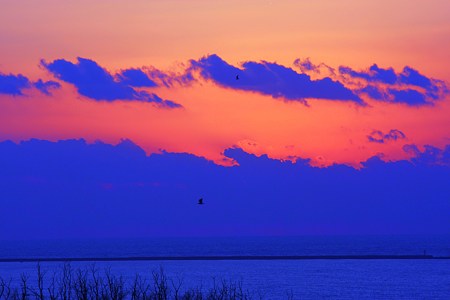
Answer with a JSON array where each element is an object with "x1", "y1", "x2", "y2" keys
[{"x1": 0, "y1": 236, "x2": 449, "y2": 299}]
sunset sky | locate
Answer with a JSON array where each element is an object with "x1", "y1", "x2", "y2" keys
[{"x1": 1, "y1": 0, "x2": 449, "y2": 238}]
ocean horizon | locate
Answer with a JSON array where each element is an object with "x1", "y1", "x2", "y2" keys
[{"x1": 1, "y1": 235, "x2": 449, "y2": 259}]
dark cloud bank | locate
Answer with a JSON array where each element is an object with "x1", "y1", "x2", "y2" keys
[{"x1": 1, "y1": 139, "x2": 448, "y2": 239}]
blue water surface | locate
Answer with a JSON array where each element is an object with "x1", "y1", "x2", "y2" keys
[{"x1": 0, "y1": 236, "x2": 448, "y2": 299}]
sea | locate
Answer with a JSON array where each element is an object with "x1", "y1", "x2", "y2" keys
[{"x1": 0, "y1": 235, "x2": 449, "y2": 299}]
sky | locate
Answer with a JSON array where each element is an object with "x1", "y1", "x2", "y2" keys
[{"x1": 0, "y1": 0, "x2": 449, "y2": 239}]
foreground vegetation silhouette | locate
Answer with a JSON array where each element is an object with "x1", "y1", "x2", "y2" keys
[{"x1": 0, "y1": 263, "x2": 294, "y2": 300}]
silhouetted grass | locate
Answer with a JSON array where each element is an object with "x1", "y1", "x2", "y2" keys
[{"x1": 0, "y1": 262, "x2": 292, "y2": 300}]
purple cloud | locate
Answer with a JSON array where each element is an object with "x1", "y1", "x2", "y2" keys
[
  {"x1": 0, "y1": 73, "x2": 30, "y2": 95},
  {"x1": 190, "y1": 54, "x2": 362, "y2": 105},
  {"x1": 400, "y1": 67, "x2": 433, "y2": 90},
  {"x1": 294, "y1": 58, "x2": 319, "y2": 73},
  {"x1": 117, "y1": 68, "x2": 157, "y2": 87},
  {"x1": 368, "y1": 129, "x2": 406, "y2": 143},
  {"x1": 146, "y1": 67, "x2": 195, "y2": 88},
  {"x1": 0, "y1": 73, "x2": 61, "y2": 96},
  {"x1": 388, "y1": 89, "x2": 429, "y2": 105},
  {"x1": 42, "y1": 57, "x2": 182, "y2": 108},
  {"x1": 360, "y1": 86, "x2": 432, "y2": 105},
  {"x1": 33, "y1": 79, "x2": 61, "y2": 95},
  {"x1": 340, "y1": 64, "x2": 448, "y2": 106},
  {"x1": 294, "y1": 58, "x2": 336, "y2": 77},
  {"x1": 339, "y1": 64, "x2": 397, "y2": 85}
]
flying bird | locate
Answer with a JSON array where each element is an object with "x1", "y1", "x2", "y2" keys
[
  {"x1": 236, "y1": 75, "x2": 239, "y2": 80},
  {"x1": 198, "y1": 198, "x2": 204, "y2": 205}
]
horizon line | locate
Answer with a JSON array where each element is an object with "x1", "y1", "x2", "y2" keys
[{"x1": 0, "y1": 255, "x2": 448, "y2": 263}]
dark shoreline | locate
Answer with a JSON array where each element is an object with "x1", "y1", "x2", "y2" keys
[{"x1": 1, "y1": 255, "x2": 449, "y2": 262}]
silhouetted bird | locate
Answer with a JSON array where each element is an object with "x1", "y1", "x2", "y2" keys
[
  {"x1": 236, "y1": 75, "x2": 239, "y2": 80},
  {"x1": 198, "y1": 198, "x2": 204, "y2": 205}
]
